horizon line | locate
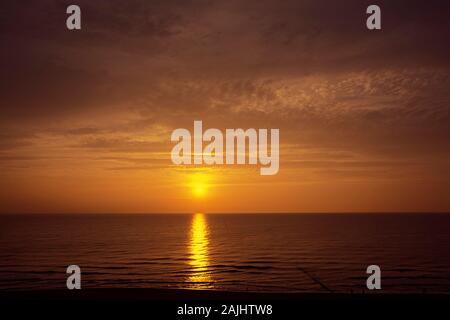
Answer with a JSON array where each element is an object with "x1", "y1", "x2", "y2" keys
[{"x1": 1, "y1": 211, "x2": 449, "y2": 215}]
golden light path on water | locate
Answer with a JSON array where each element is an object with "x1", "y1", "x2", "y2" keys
[{"x1": 187, "y1": 213, "x2": 213, "y2": 289}]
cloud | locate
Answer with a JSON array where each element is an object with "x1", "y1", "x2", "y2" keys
[{"x1": 0, "y1": 0, "x2": 449, "y2": 200}]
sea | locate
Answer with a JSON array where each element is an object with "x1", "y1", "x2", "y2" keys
[{"x1": 1, "y1": 213, "x2": 449, "y2": 293}]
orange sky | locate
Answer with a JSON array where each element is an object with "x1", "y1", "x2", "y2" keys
[{"x1": 0, "y1": 0, "x2": 449, "y2": 213}]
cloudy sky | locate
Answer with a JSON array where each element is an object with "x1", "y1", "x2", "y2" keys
[{"x1": 0, "y1": 0, "x2": 449, "y2": 213}]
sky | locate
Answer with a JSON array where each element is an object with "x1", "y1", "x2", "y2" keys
[{"x1": 0, "y1": 0, "x2": 449, "y2": 213}]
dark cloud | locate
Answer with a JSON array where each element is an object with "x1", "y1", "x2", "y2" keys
[
  {"x1": 1, "y1": 0, "x2": 449, "y2": 121},
  {"x1": 0, "y1": 0, "x2": 449, "y2": 178},
  {"x1": 0, "y1": 132, "x2": 35, "y2": 151}
]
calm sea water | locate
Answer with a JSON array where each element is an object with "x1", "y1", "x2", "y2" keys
[{"x1": 0, "y1": 213, "x2": 449, "y2": 293}]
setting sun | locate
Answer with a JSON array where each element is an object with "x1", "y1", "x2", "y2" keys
[
  {"x1": 189, "y1": 172, "x2": 211, "y2": 198},
  {"x1": 193, "y1": 183, "x2": 207, "y2": 198}
]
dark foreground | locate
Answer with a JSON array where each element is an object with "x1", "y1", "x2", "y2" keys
[
  {"x1": 1, "y1": 289, "x2": 449, "y2": 319},
  {"x1": 2, "y1": 288, "x2": 449, "y2": 301}
]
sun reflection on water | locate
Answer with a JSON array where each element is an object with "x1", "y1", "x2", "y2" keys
[{"x1": 187, "y1": 213, "x2": 213, "y2": 289}]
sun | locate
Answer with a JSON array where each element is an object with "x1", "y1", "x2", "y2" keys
[
  {"x1": 189, "y1": 172, "x2": 210, "y2": 198},
  {"x1": 193, "y1": 182, "x2": 207, "y2": 198}
]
